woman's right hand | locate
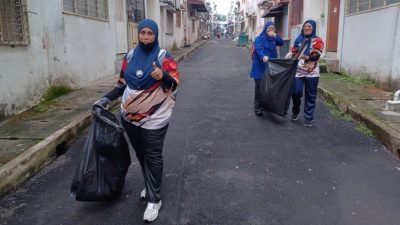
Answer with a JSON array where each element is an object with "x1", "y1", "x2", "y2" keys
[
  {"x1": 285, "y1": 52, "x2": 293, "y2": 59},
  {"x1": 263, "y1": 56, "x2": 269, "y2": 62}
]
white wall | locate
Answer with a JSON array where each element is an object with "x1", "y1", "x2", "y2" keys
[
  {"x1": 174, "y1": 11, "x2": 185, "y2": 48},
  {"x1": 0, "y1": 0, "x2": 126, "y2": 118},
  {"x1": 391, "y1": 8, "x2": 400, "y2": 88},
  {"x1": 146, "y1": 0, "x2": 161, "y2": 26},
  {"x1": 340, "y1": 5, "x2": 400, "y2": 89},
  {"x1": 303, "y1": 0, "x2": 325, "y2": 38}
]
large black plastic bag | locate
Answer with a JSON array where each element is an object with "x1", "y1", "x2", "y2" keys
[
  {"x1": 259, "y1": 58, "x2": 299, "y2": 117},
  {"x1": 70, "y1": 105, "x2": 131, "y2": 201}
]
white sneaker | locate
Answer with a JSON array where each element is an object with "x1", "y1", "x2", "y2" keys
[
  {"x1": 143, "y1": 201, "x2": 162, "y2": 222},
  {"x1": 140, "y1": 188, "x2": 146, "y2": 199}
]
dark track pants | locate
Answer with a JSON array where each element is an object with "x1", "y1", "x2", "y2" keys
[
  {"x1": 291, "y1": 76, "x2": 319, "y2": 121},
  {"x1": 254, "y1": 79, "x2": 262, "y2": 113},
  {"x1": 122, "y1": 119, "x2": 168, "y2": 203}
]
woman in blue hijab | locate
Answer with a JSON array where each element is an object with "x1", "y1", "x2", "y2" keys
[
  {"x1": 96, "y1": 19, "x2": 180, "y2": 222},
  {"x1": 289, "y1": 20, "x2": 324, "y2": 127},
  {"x1": 250, "y1": 21, "x2": 284, "y2": 116}
]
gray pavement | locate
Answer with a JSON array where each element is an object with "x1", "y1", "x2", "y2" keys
[{"x1": 1, "y1": 38, "x2": 400, "y2": 225}]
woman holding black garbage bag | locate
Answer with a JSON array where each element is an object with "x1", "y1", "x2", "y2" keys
[
  {"x1": 250, "y1": 21, "x2": 284, "y2": 116},
  {"x1": 95, "y1": 19, "x2": 179, "y2": 222},
  {"x1": 287, "y1": 20, "x2": 324, "y2": 127}
]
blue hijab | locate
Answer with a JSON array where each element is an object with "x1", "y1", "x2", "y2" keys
[
  {"x1": 125, "y1": 19, "x2": 161, "y2": 90},
  {"x1": 294, "y1": 20, "x2": 317, "y2": 56},
  {"x1": 255, "y1": 21, "x2": 275, "y2": 49}
]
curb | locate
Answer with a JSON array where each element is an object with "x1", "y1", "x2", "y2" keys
[
  {"x1": 0, "y1": 112, "x2": 91, "y2": 196},
  {"x1": 0, "y1": 40, "x2": 208, "y2": 197},
  {"x1": 318, "y1": 86, "x2": 400, "y2": 158}
]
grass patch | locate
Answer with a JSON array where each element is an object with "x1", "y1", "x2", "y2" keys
[
  {"x1": 33, "y1": 84, "x2": 74, "y2": 113},
  {"x1": 43, "y1": 85, "x2": 74, "y2": 101},
  {"x1": 170, "y1": 42, "x2": 179, "y2": 51},
  {"x1": 356, "y1": 123, "x2": 374, "y2": 137},
  {"x1": 325, "y1": 103, "x2": 352, "y2": 121},
  {"x1": 33, "y1": 102, "x2": 51, "y2": 113},
  {"x1": 325, "y1": 102, "x2": 375, "y2": 137},
  {"x1": 322, "y1": 73, "x2": 375, "y2": 87}
]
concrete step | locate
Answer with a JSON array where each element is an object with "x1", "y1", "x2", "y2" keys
[{"x1": 324, "y1": 51, "x2": 337, "y2": 58}]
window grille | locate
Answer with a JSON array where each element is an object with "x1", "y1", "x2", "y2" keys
[
  {"x1": 127, "y1": 0, "x2": 145, "y2": 23},
  {"x1": 63, "y1": 0, "x2": 109, "y2": 20},
  {"x1": 347, "y1": 0, "x2": 400, "y2": 15},
  {"x1": 167, "y1": 11, "x2": 174, "y2": 34},
  {"x1": 0, "y1": 0, "x2": 30, "y2": 45},
  {"x1": 176, "y1": 11, "x2": 181, "y2": 28}
]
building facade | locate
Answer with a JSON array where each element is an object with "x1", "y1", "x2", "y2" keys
[
  {"x1": 0, "y1": 0, "x2": 127, "y2": 119},
  {"x1": 0, "y1": 0, "x2": 209, "y2": 119}
]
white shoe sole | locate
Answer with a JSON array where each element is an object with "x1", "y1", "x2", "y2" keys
[{"x1": 143, "y1": 201, "x2": 162, "y2": 222}]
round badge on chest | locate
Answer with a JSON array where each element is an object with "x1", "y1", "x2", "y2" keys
[{"x1": 136, "y1": 70, "x2": 144, "y2": 78}]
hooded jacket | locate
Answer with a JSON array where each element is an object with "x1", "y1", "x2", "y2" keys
[{"x1": 250, "y1": 21, "x2": 284, "y2": 80}]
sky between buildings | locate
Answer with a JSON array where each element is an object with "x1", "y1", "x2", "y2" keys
[{"x1": 212, "y1": 0, "x2": 231, "y2": 15}]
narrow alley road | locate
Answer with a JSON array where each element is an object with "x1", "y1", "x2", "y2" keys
[{"x1": 1, "y1": 39, "x2": 400, "y2": 225}]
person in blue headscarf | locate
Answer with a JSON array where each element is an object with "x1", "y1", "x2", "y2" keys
[
  {"x1": 250, "y1": 21, "x2": 284, "y2": 116},
  {"x1": 288, "y1": 20, "x2": 324, "y2": 127},
  {"x1": 95, "y1": 19, "x2": 180, "y2": 222}
]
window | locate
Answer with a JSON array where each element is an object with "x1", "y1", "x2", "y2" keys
[
  {"x1": 176, "y1": 11, "x2": 181, "y2": 28},
  {"x1": 63, "y1": 0, "x2": 109, "y2": 20},
  {"x1": 126, "y1": 0, "x2": 145, "y2": 23},
  {"x1": 0, "y1": 0, "x2": 30, "y2": 45},
  {"x1": 346, "y1": 0, "x2": 400, "y2": 15},
  {"x1": 166, "y1": 12, "x2": 174, "y2": 34}
]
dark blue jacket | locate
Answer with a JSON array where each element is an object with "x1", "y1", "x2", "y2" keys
[{"x1": 250, "y1": 21, "x2": 284, "y2": 80}]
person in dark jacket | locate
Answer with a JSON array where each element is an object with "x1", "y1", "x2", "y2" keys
[
  {"x1": 95, "y1": 19, "x2": 180, "y2": 222},
  {"x1": 288, "y1": 20, "x2": 324, "y2": 127},
  {"x1": 250, "y1": 21, "x2": 284, "y2": 116}
]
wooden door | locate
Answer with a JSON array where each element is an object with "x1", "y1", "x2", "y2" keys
[
  {"x1": 128, "y1": 22, "x2": 138, "y2": 49},
  {"x1": 326, "y1": 0, "x2": 340, "y2": 52}
]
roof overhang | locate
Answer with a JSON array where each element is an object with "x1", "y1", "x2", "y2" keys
[
  {"x1": 261, "y1": 2, "x2": 288, "y2": 18},
  {"x1": 188, "y1": 0, "x2": 208, "y2": 12},
  {"x1": 160, "y1": 1, "x2": 177, "y2": 13}
]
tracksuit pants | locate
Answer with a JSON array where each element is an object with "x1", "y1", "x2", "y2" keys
[
  {"x1": 122, "y1": 118, "x2": 168, "y2": 203},
  {"x1": 291, "y1": 76, "x2": 319, "y2": 121}
]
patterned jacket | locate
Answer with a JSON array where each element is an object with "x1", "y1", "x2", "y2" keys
[{"x1": 103, "y1": 48, "x2": 180, "y2": 129}]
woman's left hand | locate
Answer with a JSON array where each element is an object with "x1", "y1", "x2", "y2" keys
[{"x1": 151, "y1": 62, "x2": 163, "y2": 80}]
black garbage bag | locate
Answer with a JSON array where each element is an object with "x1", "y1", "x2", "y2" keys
[
  {"x1": 70, "y1": 105, "x2": 131, "y2": 202},
  {"x1": 259, "y1": 58, "x2": 299, "y2": 117}
]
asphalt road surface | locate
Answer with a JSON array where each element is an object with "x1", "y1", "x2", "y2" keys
[{"x1": 1, "y1": 38, "x2": 400, "y2": 225}]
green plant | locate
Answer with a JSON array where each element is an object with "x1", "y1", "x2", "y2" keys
[
  {"x1": 356, "y1": 123, "x2": 374, "y2": 137},
  {"x1": 322, "y1": 73, "x2": 375, "y2": 87},
  {"x1": 325, "y1": 103, "x2": 352, "y2": 121},
  {"x1": 33, "y1": 103, "x2": 49, "y2": 113},
  {"x1": 33, "y1": 84, "x2": 74, "y2": 113},
  {"x1": 43, "y1": 84, "x2": 73, "y2": 101},
  {"x1": 325, "y1": 102, "x2": 375, "y2": 137},
  {"x1": 171, "y1": 42, "x2": 179, "y2": 51}
]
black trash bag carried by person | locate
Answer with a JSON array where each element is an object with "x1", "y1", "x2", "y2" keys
[
  {"x1": 259, "y1": 58, "x2": 299, "y2": 117},
  {"x1": 70, "y1": 105, "x2": 131, "y2": 202},
  {"x1": 259, "y1": 40, "x2": 307, "y2": 117}
]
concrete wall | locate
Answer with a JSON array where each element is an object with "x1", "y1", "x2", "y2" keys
[
  {"x1": 340, "y1": 5, "x2": 400, "y2": 90},
  {"x1": 0, "y1": 0, "x2": 126, "y2": 119},
  {"x1": 188, "y1": 19, "x2": 199, "y2": 45},
  {"x1": 174, "y1": 11, "x2": 185, "y2": 48},
  {"x1": 303, "y1": 0, "x2": 325, "y2": 38}
]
